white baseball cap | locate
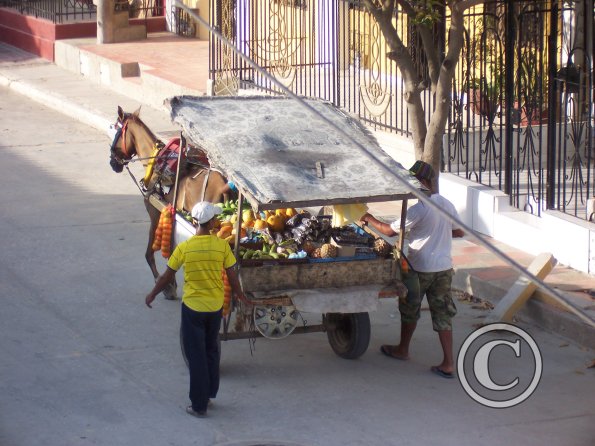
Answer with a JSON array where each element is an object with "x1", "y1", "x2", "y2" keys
[{"x1": 191, "y1": 201, "x2": 222, "y2": 224}]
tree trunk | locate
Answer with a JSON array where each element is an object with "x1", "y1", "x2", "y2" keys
[
  {"x1": 405, "y1": 87, "x2": 427, "y2": 162},
  {"x1": 363, "y1": 0, "x2": 482, "y2": 191},
  {"x1": 364, "y1": 1, "x2": 427, "y2": 161},
  {"x1": 422, "y1": 6, "x2": 467, "y2": 191}
]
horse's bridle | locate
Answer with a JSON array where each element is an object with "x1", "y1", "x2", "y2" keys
[{"x1": 109, "y1": 117, "x2": 132, "y2": 172}]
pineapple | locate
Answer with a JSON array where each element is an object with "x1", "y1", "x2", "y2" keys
[
  {"x1": 373, "y1": 238, "x2": 393, "y2": 257},
  {"x1": 320, "y1": 243, "x2": 338, "y2": 258},
  {"x1": 310, "y1": 247, "x2": 322, "y2": 258},
  {"x1": 301, "y1": 240, "x2": 318, "y2": 255}
]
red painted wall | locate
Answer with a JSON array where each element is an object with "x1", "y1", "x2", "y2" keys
[
  {"x1": 0, "y1": 8, "x2": 167, "y2": 61},
  {"x1": 0, "y1": 9, "x2": 57, "y2": 59}
]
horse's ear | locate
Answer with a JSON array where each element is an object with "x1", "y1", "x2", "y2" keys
[
  {"x1": 118, "y1": 106, "x2": 124, "y2": 120},
  {"x1": 133, "y1": 106, "x2": 141, "y2": 117}
]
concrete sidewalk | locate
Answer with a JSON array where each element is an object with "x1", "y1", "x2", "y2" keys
[{"x1": 0, "y1": 40, "x2": 593, "y2": 349}]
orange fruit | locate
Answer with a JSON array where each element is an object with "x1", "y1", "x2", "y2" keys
[
  {"x1": 253, "y1": 219, "x2": 268, "y2": 230},
  {"x1": 266, "y1": 214, "x2": 285, "y2": 232}
]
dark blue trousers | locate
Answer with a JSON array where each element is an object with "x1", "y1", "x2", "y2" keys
[{"x1": 181, "y1": 303, "x2": 222, "y2": 412}]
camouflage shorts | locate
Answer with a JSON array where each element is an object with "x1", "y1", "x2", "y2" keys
[{"x1": 399, "y1": 269, "x2": 457, "y2": 331}]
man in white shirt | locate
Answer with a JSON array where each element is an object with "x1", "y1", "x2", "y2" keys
[{"x1": 361, "y1": 161, "x2": 464, "y2": 379}]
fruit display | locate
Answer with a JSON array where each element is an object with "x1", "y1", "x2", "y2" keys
[
  {"x1": 373, "y1": 238, "x2": 393, "y2": 257},
  {"x1": 237, "y1": 239, "x2": 305, "y2": 261},
  {"x1": 320, "y1": 243, "x2": 338, "y2": 258},
  {"x1": 175, "y1": 198, "x2": 393, "y2": 262},
  {"x1": 152, "y1": 204, "x2": 174, "y2": 258}
]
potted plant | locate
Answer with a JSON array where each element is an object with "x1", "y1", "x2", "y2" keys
[
  {"x1": 467, "y1": 76, "x2": 501, "y2": 120},
  {"x1": 466, "y1": 23, "x2": 505, "y2": 121},
  {"x1": 515, "y1": 50, "x2": 553, "y2": 126}
]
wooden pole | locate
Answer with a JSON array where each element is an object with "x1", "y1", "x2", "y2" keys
[
  {"x1": 171, "y1": 133, "x2": 184, "y2": 211},
  {"x1": 169, "y1": 133, "x2": 185, "y2": 254},
  {"x1": 397, "y1": 199, "x2": 408, "y2": 254}
]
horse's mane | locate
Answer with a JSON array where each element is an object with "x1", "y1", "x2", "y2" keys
[{"x1": 125, "y1": 113, "x2": 159, "y2": 143}]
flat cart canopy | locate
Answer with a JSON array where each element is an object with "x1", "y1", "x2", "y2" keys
[{"x1": 168, "y1": 96, "x2": 421, "y2": 211}]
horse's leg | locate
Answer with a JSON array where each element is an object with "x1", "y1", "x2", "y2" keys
[{"x1": 144, "y1": 197, "x2": 177, "y2": 300}]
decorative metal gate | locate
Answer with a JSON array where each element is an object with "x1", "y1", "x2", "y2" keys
[
  {"x1": 448, "y1": 0, "x2": 594, "y2": 221},
  {"x1": 210, "y1": 0, "x2": 594, "y2": 222}
]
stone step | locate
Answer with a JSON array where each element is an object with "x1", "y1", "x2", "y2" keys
[
  {"x1": 114, "y1": 24, "x2": 147, "y2": 43},
  {"x1": 54, "y1": 39, "x2": 202, "y2": 112},
  {"x1": 114, "y1": 10, "x2": 129, "y2": 29}
]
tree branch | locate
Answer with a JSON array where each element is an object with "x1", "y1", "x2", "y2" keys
[
  {"x1": 418, "y1": 24, "x2": 440, "y2": 88},
  {"x1": 394, "y1": 0, "x2": 415, "y2": 16},
  {"x1": 363, "y1": 0, "x2": 419, "y2": 84},
  {"x1": 423, "y1": 3, "x2": 468, "y2": 181}
]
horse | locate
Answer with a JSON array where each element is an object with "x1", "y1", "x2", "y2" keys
[{"x1": 109, "y1": 106, "x2": 228, "y2": 299}]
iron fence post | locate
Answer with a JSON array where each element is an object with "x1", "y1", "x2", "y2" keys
[
  {"x1": 504, "y1": 0, "x2": 515, "y2": 198},
  {"x1": 546, "y1": 2, "x2": 558, "y2": 210}
]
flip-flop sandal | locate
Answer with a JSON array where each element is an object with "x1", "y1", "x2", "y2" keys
[
  {"x1": 431, "y1": 366, "x2": 454, "y2": 379},
  {"x1": 380, "y1": 345, "x2": 409, "y2": 361}
]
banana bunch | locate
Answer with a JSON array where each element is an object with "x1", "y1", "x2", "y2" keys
[
  {"x1": 239, "y1": 240, "x2": 299, "y2": 260},
  {"x1": 216, "y1": 199, "x2": 251, "y2": 219},
  {"x1": 217, "y1": 200, "x2": 238, "y2": 218}
]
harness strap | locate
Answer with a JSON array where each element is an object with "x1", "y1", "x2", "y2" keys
[
  {"x1": 201, "y1": 168, "x2": 212, "y2": 202},
  {"x1": 125, "y1": 165, "x2": 146, "y2": 196},
  {"x1": 142, "y1": 145, "x2": 161, "y2": 185}
]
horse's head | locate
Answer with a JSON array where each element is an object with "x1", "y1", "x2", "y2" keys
[{"x1": 109, "y1": 106, "x2": 140, "y2": 173}]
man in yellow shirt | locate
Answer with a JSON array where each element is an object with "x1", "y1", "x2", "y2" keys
[{"x1": 145, "y1": 201, "x2": 245, "y2": 418}]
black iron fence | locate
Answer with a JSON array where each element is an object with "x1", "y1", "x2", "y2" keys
[
  {"x1": 0, "y1": 0, "x2": 163, "y2": 24},
  {"x1": 448, "y1": 0, "x2": 594, "y2": 220},
  {"x1": 210, "y1": 0, "x2": 430, "y2": 136},
  {"x1": 210, "y1": 0, "x2": 594, "y2": 222},
  {"x1": 1, "y1": 0, "x2": 96, "y2": 23},
  {"x1": 0, "y1": 0, "x2": 96, "y2": 23}
]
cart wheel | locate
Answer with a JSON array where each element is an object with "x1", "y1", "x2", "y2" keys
[
  {"x1": 179, "y1": 325, "x2": 221, "y2": 369},
  {"x1": 325, "y1": 312, "x2": 370, "y2": 359},
  {"x1": 253, "y1": 304, "x2": 299, "y2": 339}
]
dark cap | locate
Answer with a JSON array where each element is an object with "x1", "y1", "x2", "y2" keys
[{"x1": 409, "y1": 160, "x2": 435, "y2": 182}]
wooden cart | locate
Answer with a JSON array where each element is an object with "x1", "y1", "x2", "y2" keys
[{"x1": 167, "y1": 95, "x2": 423, "y2": 359}]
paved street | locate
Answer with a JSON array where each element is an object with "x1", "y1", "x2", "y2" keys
[{"x1": 0, "y1": 87, "x2": 593, "y2": 446}]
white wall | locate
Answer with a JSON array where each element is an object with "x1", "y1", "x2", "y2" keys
[
  {"x1": 440, "y1": 173, "x2": 594, "y2": 275},
  {"x1": 371, "y1": 128, "x2": 595, "y2": 276}
]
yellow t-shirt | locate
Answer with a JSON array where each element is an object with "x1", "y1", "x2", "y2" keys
[{"x1": 167, "y1": 235, "x2": 236, "y2": 312}]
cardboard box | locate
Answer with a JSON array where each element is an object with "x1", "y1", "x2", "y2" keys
[{"x1": 330, "y1": 235, "x2": 374, "y2": 257}]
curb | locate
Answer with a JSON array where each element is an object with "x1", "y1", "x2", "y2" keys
[
  {"x1": 453, "y1": 269, "x2": 595, "y2": 349},
  {"x1": 0, "y1": 72, "x2": 113, "y2": 135}
]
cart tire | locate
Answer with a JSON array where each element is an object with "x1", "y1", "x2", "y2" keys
[
  {"x1": 179, "y1": 325, "x2": 221, "y2": 369},
  {"x1": 325, "y1": 312, "x2": 370, "y2": 359}
]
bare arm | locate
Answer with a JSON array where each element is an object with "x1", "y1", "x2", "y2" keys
[
  {"x1": 145, "y1": 267, "x2": 176, "y2": 308},
  {"x1": 360, "y1": 213, "x2": 398, "y2": 237},
  {"x1": 219, "y1": 182, "x2": 233, "y2": 203}
]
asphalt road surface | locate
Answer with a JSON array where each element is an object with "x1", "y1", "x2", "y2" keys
[{"x1": 0, "y1": 87, "x2": 593, "y2": 446}]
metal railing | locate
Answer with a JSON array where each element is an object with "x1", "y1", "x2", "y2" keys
[
  {"x1": 209, "y1": 0, "x2": 594, "y2": 222},
  {"x1": 1, "y1": 0, "x2": 96, "y2": 23},
  {"x1": 446, "y1": 0, "x2": 594, "y2": 221},
  {"x1": 0, "y1": 0, "x2": 164, "y2": 24}
]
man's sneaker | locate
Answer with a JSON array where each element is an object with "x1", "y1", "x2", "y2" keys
[{"x1": 186, "y1": 406, "x2": 207, "y2": 418}]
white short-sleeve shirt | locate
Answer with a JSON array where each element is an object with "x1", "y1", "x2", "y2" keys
[{"x1": 390, "y1": 194, "x2": 460, "y2": 273}]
